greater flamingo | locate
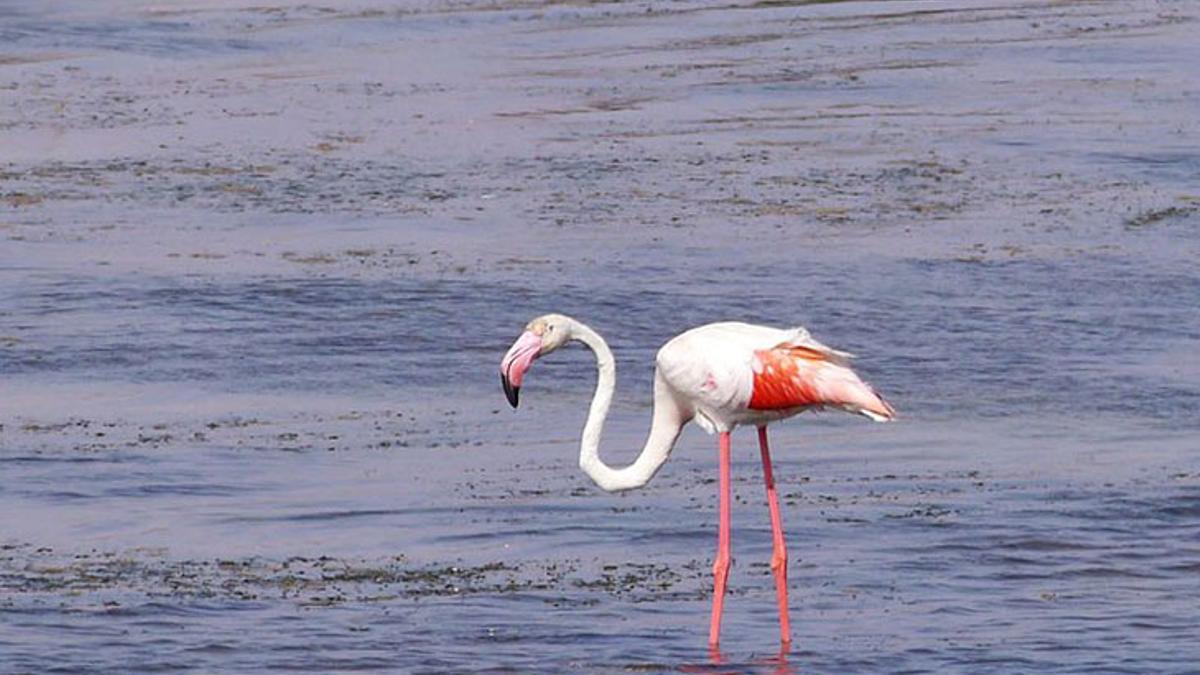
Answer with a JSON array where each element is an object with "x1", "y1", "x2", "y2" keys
[{"x1": 499, "y1": 314, "x2": 895, "y2": 647}]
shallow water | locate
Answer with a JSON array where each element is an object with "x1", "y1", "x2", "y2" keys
[{"x1": 2, "y1": 0, "x2": 1199, "y2": 672}]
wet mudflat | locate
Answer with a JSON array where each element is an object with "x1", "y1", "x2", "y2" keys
[{"x1": 2, "y1": 0, "x2": 1199, "y2": 672}]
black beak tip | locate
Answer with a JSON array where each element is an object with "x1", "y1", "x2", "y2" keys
[{"x1": 501, "y1": 374, "x2": 520, "y2": 408}]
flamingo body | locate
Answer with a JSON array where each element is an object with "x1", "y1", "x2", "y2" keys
[
  {"x1": 499, "y1": 314, "x2": 895, "y2": 649},
  {"x1": 655, "y1": 321, "x2": 894, "y2": 433}
]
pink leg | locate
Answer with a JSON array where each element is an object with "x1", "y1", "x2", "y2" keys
[
  {"x1": 708, "y1": 431, "x2": 733, "y2": 647},
  {"x1": 758, "y1": 426, "x2": 791, "y2": 645}
]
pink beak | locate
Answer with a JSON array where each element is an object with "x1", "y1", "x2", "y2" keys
[{"x1": 500, "y1": 330, "x2": 542, "y2": 408}]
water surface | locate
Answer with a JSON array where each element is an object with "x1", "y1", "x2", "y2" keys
[{"x1": 2, "y1": 0, "x2": 1199, "y2": 672}]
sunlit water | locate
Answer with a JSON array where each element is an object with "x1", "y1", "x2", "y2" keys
[{"x1": 2, "y1": 0, "x2": 1199, "y2": 672}]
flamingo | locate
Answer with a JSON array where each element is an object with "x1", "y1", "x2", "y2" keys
[{"x1": 499, "y1": 314, "x2": 895, "y2": 648}]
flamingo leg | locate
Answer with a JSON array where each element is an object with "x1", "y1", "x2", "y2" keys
[
  {"x1": 708, "y1": 431, "x2": 733, "y2": 647},
  {"x1": 758, "y1": 426, "x2": 791, "y2": 645}
]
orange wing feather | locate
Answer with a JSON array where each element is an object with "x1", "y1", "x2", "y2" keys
[
  {"x1": 748, "y1": 347, "x2": 827, "y2": 410},
  {"x1": 749, "y1": 345, "x2": 895, "y2": 419}
]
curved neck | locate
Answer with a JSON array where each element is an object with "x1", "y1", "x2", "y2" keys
[{"x1": 570, "y1": 319, "x2": 684, "y2": 492}]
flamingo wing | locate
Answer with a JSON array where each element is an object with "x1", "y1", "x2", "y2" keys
[{"x1": 748, "y1": 339, "x2": 895, "y2": 421}]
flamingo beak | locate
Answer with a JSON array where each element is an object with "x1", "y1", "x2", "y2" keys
[{"x1": 500, "y1": 330, "x2": 542, "y2": 409}]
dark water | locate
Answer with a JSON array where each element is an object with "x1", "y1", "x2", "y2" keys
[{"x1": 3, "y1": 0, "x2": 1199, "y2": 672}]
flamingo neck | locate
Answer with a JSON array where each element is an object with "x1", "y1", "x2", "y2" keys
[{"x1": 570, "y1": 319, "x2": 685, "y2": 492}]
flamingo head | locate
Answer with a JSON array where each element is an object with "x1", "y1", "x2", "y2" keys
[{"x1": 500, "y1": 314, "x2": 572, "y2": 408}]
